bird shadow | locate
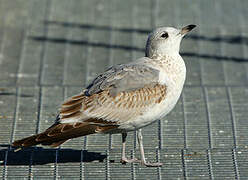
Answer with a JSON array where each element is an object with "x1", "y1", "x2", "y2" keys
[{"x1": 0, "y1": 146, "x2": 107, "y2": 166}]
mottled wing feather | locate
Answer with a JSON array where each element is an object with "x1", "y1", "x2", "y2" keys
[{"x1": 59, "y1": 84, "x2": 166, "y2": 124}]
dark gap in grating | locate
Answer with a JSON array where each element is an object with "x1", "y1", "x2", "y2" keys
[
  {"x1": 54, "y1": 148, "x2": 59, "y2": 179},
  {"x1": 2, "y1": 150, "x2": 8, "y2": 179},
  {"x1": 206, "y1": 149, "x2": 214, "y2": 180},
  {"x1": 181, "y1": 149, "x2": 187, "y2": 180},
  {"x1": 158, "y1": 120, "x2": 162, "y2": 149},
  {"x1": 35, "y1": 86, "x2": 42, "y2": 134},
  {"x1": 62, "y1": 19, "x2": 71, "y2": 87},
  {"x1": 203, "y1": 87, "x2": 212, "y2": 149},
  {"x1": 37, "y1": 0, "x2": 51, "y2": 86},
  {"x1": 130, "y1": 149, "x2": 135, "y2": 180},
  {"x1": 156, "y1": 149, "x2": 161, "y2": 180},
  {"x1": 9, "y1": 87, "x2": 19, "y2": 146},
  {"x1": 80, "y1": 149, "x2": 84, "y2": 180},
  {"x1": 28, "y1": 150, "x2": 34, "y2": 180},
  {"x1": 181, "y1": 93, "x2": 187, "y2": 149},
  {"x1": 105, "y1": 149, "x2": 110, "y2": 180},
  {"x1": 232, "y1": 148, "x2": 240, "y2": 180},
  {"x1": 226, "y1": 87, "x2": 237, "y2": 148}
]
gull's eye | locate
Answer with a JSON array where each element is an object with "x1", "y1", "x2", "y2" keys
[{"x1": 161, "y1": 32, "x2": 168, "y2": 39}]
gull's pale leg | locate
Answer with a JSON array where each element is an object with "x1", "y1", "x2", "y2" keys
[
  {"x1": 120, "y1": 132, "x2": 139, "y2": 164},
  {"x1": 137, "y1": 129, "x2": 163, "y2": 167}
]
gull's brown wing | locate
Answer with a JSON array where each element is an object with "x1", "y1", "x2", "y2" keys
[{"x1": 60, "y1": 84, "x2": 167, "y2": 124}]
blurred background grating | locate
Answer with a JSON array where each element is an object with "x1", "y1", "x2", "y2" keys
[{"x1": 0, "y1": 0, "x2": 248, "y2": 179}]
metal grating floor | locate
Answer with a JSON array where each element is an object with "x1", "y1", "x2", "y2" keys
[{"x1": 0, "y1": 0, "x2": 248, "y2": 179}]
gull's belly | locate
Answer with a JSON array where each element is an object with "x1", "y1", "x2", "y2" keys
[{"x1": 119, "y1": 85, "x2": 183, "y2": 131}]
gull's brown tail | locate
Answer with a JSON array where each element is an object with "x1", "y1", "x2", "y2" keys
[{"x1": 12, "y1": 121, "x2": 118, "y2": 148}]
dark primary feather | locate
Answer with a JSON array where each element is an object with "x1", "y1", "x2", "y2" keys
[{"x1": 12, "y1": 121, "x2": 118, "y2": 147}]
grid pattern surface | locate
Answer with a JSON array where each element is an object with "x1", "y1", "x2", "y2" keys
[{"x1": 0, "y1": 0, "x2": 248, "y2": 179}]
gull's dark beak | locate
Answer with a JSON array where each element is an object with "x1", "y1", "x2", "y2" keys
[{"x1": 180, "y1": 24, "x2": 196, "y2": 35}]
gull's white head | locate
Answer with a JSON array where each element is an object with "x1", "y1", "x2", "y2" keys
[{"x1": 145, "y1": 24, "x2": 196, "y2": 58}]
